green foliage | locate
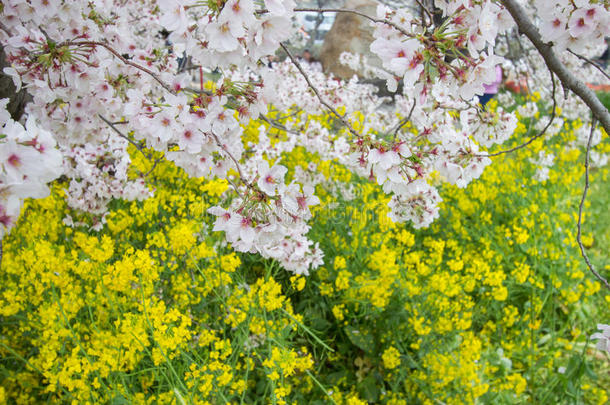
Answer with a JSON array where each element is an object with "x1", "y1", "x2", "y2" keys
[{"x1": 596, "y1": 91, "x2": 610, "y2": 112}]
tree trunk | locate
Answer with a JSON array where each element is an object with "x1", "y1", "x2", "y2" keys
[{"x1": 0, "y1": 46, "x2": 31, "y2": 121}]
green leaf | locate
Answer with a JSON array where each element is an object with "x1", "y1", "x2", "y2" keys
[
  {"x1": 344, "y1": 326, "x2": 375, "y2": 354},
  {"x1": 310, "y1": 316, "x2": 331, "y2": 331},
  {"x1": 326, "y1": 370, "x2": 349, "y2": 385},
  {"x1": 358, "y1": 374, "x2": 380, "y2": 402}
]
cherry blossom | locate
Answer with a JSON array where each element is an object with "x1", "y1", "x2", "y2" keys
[{"x1": 257, "y1": 161, "x2": 287, "y2": 197}]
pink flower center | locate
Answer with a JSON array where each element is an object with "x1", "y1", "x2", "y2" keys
[
  {"x1": 409, "y1": 54, "x2": 423, "y2": 69},
  {"x1": 7, "y1": 154, "x2": 21, "y2": 168},
  {"x1": 0, "y1": 211, "x2": 11, "y2": 227},
  {"x1": 297, "y1": 196, "x2": 307, "y2": 210}
]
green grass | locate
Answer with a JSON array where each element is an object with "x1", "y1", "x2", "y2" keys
[
  {"x1": 588, "y1": 170, "x2": 610, "y2": 269},
  {"x1": 596, "y1": 91, "x2": 610, "y2": 111}
]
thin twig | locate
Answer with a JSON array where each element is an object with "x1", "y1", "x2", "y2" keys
[
  {"x1": 269, "y1": 109, "x2": 304, "y2": 121},
  {"x1": 480, "y1": 70, "x2": 557, "y2": 157},
  {"x1": 392, "y1": 98, "x2": 417, "y2": 140},
  {"x1": 567, "y1": 49, "x2": 610, "y2": 82},
  {"x1": 63, "y1": 41, "x2": 176, "y2": 94},
  {"x1": 184, "y1": 87, "x2": 213, "y2": 96},
  {"x1": 209, "y1": 132, "x2": 252, "y2": 192},
  {"x1": 144, "y1": 156, "x2": 164, "y2": 177},
  {"x1": 281, "y1": 8, "x2": 416, "y2": 38},
  {"x1": 576, "y1": 118, "x2": 610, "y2": 290},
  {"x1": 280, "y1": 43, "x2": 362, "y2": 139},
  {"x1": 413, "y1": 0, "x2": 434, "y2": 26},
  {"x1": 99, "y1": 115, "x2": 165, "y2": 179},
  {"x1": 259, "y1": 115, "x2": 300, "y2": 135},
  {"x1": 98, "y1": 114, "x2": 147, "y2": 157}
]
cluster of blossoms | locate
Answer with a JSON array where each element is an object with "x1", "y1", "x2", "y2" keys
[
  {"x1": 208, "y1": 160, "x2": 323, "y2": 275},
  {"x1": 460, "y1": 107, "x2": 518, "y2": 148},
  {"x1": 370, "y1": 2, "x2": 513, "y2": 98},
  {"x1": 0, "y1": 99, "x2": 62, "y2": 237},
  {"x1": 62, "y1": 138, "x2": 152, "y2": 229},
  {"x1": 1, "y1": 0, "x2": 168, "y2": 222},
  {"x1": 0, "y1": 0, "x2": 609, "y2": 275},
  {"x1": 0, "y1": 0, "x2": 307, "y2": 262},
  {"x1": 535, "y1": 0, "x2": 609, "y2": 52},
  {"x1": 162, "y1": 0, "x2": 296, "y2": 69},
  {"x1": 334, "y1": 2, "x2": 520, "y2": 226}
]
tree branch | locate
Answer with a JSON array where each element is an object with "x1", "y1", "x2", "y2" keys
[
  {"x1": 280, "y1": 43, "x2": 362, "y2": 139},
  {"x1": 291, "y1": 8, "x2": 416, "y2": 39},
  {"x1": 98, "y1": 114, "x2": 163, "y2": 178},
  {"x1": 482, "y1": 70, "x2": 557, "y2": 157},
  {"x1": 413, "y1": 0, "x2": 433, "y2": 26},
  {"x1": 392, "y1": 98, "x2": 416, "y2": 141},
  {"x1": 64, "y1": 41, "x2": 176, "y2": 95},
  {"x1": 576, "y1": 118, "x2": 609, "y2": 290},
  {"x1": 499, "y1": 0, "x2": 610, "y2": 134},
  {"x1": 259, "y1": 114, "x2": 301, "y2": 136},
  {"x1": 98, "y1": 114, "x2": 147, "y2": 156},
  {"x1": 209, "y1": 132, "x2": 252, "y2": 193},
  {"x1": 567, "y1": 49, "x2": 610, "y2": 82},
  {"x1": 184, "y1": 87, "x2": 213, "y2": 96}
]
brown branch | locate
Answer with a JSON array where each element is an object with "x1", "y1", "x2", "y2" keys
[
  {"x1": 99, "y1": 114, "x2": 163, "y2": 179},
  {"x1": 269, "y1": 108, "x2": 304, "y2": 121},
  {"x1": 414, "y1": 0, "x2": 434, "y2": 26},
  {"x1": 499, "y1": 0, "x2": 610, "y2": 134},
  {"x1": 280, "y1": 43, "x2": 362, "y2": 139},
  {"x1": 576, "y1": 118, "x2": 609, "y2": 290},
  {"x1": 0, "y1": 21, "x2": 13, "y2": 36}
]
